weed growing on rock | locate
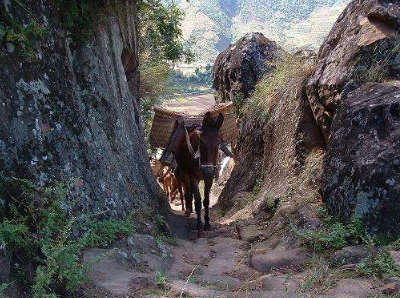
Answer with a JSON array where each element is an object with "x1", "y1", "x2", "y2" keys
[
  {"x1": 0, "y1": 4, "x2": 45, "y2": 60},
  {"x1": 301, "y1": 256, "x2": 341, "y2": 293},
  {"x1": 55, "y1": 0, "x2": 102, "y2": 43},
  {"x1": 83, "y1": 216, "x2": 135, "y2": 248},
  {"x1": 0, "y1": 177, "x2": 135, "y2": 297},
  {"x1": 0, "y1": 283, "x2": 9, "y2": 298},
  {"x1": 356, "y1": 251, "x2": 400, "y2": 278},
  {"x1": 247, "y1": 55, "x2": 315, "y2": 118},
  {"x1": 355, "y1": 38, "x2": 400, "y2": 84},
  {"x1": 292, "y1": 206, "x2": 365, "y2": 253},
  {"x1": 249, "y1": 178, "x2": 263, "y2": 202},
  {"x1": 155, "y1": 270, "x2": 167, "y2": 286}
]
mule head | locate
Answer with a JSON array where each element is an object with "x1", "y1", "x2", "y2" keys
[{"x1": 199, "y1": 112, "x2": 224, "y2": 179}]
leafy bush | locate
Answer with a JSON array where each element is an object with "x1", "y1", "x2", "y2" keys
[
  {"x1": 249, "y1": 178, "x2": 263, "y2": 202},
  {"x1": 55, "y1": 0, "x2": 103, "y2": 43},
  {"x1": 138, "y1": 0, "x2": 193, "y2": 63},
  {"x1": 83, "y1": 216, "x2": 135, "y2": 248},
  {"x1": 356, "y1": 251, "x2": 400, "y2": 278},
  {"x1": 292, "y1": 206, "x2": 366, "y2": 253},
  {"x1": 0, "y1": 3, "x2": 45, "y2": 60},
  {"x1": 155, "y1": 270, "x2": 167, "y2": 286},
  {"x1": 0, "y1": 177, "x2": 135, "y2": 297}
]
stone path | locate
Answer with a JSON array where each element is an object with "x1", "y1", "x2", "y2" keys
[
  {"x1": 163, "y1": 93, "x2": 215, "y2": 115},
  {"x1": 82, "y1": 209, "x2": 396, "y2": 298}
]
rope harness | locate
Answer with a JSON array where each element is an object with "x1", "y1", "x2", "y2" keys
[{"x1": 184, "y1": 125, "x2": 219, "y2": 174}]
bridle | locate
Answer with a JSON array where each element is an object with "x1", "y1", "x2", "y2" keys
[{"x1": 184, "y1": 125, "x2": 219, "y2": 173}]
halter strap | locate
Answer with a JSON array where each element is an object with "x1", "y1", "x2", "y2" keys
[{"x1": 184, "y1": 125, "x2": 196, "y2": 157}]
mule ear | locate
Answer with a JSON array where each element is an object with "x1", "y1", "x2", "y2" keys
[
  {"x1": 215, "y1": 113, "x2": 224, "y2": 130},
  {"x1": 202, "y1": 112, "x2": 212, "y2": 128}
]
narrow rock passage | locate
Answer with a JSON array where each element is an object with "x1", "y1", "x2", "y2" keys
[{"x1": 84, "y1": 207, "x2": 388, "y2": 298}]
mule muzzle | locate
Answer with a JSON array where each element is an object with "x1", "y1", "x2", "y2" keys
[{"x1": 201, "y1": 164, "x2": 217, "y2": 179}]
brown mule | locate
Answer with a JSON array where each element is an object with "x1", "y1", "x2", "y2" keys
[{"x1": 174, "y1": 112, "x2": 224, "y2": 232}]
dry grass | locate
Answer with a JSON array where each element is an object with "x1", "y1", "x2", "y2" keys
[
  {"x1": 297, "y1": 148, "x2": 324, "y2": 203},
  {"x1": 355, "y1": 39, "x2": 400, "y2": 84},
  {"x1": 246, "y1": 54, "x2": 316, "y2": 118}
]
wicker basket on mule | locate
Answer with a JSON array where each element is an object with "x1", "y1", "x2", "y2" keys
[{"x1": 149, "y1": 102, "x2": 239, "y2": 150}]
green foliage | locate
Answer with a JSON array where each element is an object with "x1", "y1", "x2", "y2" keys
[
  {"x1": 55, "y1": 0, "x2": 102, "y2": 43},
  {"x1": 0, "y1": 283, "x2": 9, "y2": 298},
  {"x1": 232, "y1": 93, "x2": 245, "y2": 118},
  {"x1": 356, "y1": 251, "x2": 400, "y2": 278},
  {"x1": 155, "y1": 270, "x2": 167, "y2": 286},
  {"x1": 249, "y1": 178, "x2": 263, "y2": 202},
  {"x1": 138, "y1": 0, "x2": 193, "y2": 63},
  {"x1": 82, "y1": 216, "x2": 135, "y2": 248},
  {"x1": 0, "y1": 3, "x2": 45, "y2": 60},
  {"x1": 292, "y1": 206, "x2": 366, "y2": 253},
  {"x1": 0, "y1": 177, "x2": 135, "y2": 297}
]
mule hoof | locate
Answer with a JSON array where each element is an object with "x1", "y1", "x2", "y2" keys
[
  {"x1": 204, "y1": 223, "x2": 211, "y2": 231},
  {"x1": 185, "y1": 211, "x2": 191, "y2": 218},
  {"x1": 197, "y1": 231, "x2": 205, "y2": 238}
]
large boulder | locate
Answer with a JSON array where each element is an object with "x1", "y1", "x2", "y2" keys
[
  {"x1": 212, "y1": 32, "x2": 285, "y2": 103},
  {"x1": 307, "y1": 0, "x2": 400, "y2": 142},
  {"x1": 0, "y1": 0, "x2": 163, "y2": 217},
  {"x1": 324, "y1": 83, "x2": 400, "y2": 234}
]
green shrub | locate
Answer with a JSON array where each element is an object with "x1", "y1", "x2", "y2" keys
[
  {"x1": 0, "y1": 177, "x2": 135, "y2": 297},
  {"x1": 83, "y1": 216, "x2": 135, "y2": 248},
  {"x1": 356, "y1": 251, "x2": 400, "y2": 278},
  {"x1": 292, "y1": 206, "x2": 365, "y2": 253},
  {"x1": 249, "y1": 178, "x2": 263, "y2": 202},
  {"x1": 155, "y1": 270, "x2": 167, "y2": 286},
  {"x1": 0, "y1": 283, "x2": 9, "y2": 298},
  {"x1": 0, "y1": 4, "x2": 45, "y2": 60},
  {"x1": 55, "y1": 0, "x2": 102, "y2": 43}
]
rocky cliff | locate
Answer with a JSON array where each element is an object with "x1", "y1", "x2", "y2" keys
[
  {"x1": 307, "y1": 0, "x2": 400, "y2": 142},
  {"x1": 216, "y1": 0, "x2": 400, "y2": 235},
  {"x1": 0, "y1": 0, "x2": 163, "y2": 220},
  {"x1": 212, "y1": 32, "x2": 285, "y2": 103}
]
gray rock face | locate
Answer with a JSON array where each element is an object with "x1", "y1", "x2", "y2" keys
[
  {"x1": 0, "y1": 1, "x2": 163, "y2": 217},
  {"x1": 212, "y1": 32, "x2": 285, "y2": 103},
  {"x1": 307, "y1": 0, "x2": 400, "y2": 142},
  {"x1": 324, "y1": 83, "x2": 400, "y2": 234}
]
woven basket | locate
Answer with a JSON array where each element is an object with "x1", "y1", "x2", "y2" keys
[{"x1": 150, "y1": 102, "x2": 239, "y2": 149}]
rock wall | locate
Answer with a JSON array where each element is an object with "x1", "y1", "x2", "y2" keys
[
  {"x1": 324, "y1": 83, "x2": 400, "y2": 234},
  {"x1": 218, "y1": 57, "x2": 324, "y2": 217},
  {"x1": 212, "y1": 32, "x2": 285, "y2": 103},
  {"x1": 307, "y1": 0, "x2": 400, "y2": 142},
  {"x1": 0, "y1": 0, "x2": 164, "y2": 218},
  {"x1": 216, "y1": 0, "x2": 400, "y2": 234}
]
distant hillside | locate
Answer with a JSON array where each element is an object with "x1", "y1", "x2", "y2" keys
[{"x1": 177, "y1": 0, "x2": 351, "y2": 63}]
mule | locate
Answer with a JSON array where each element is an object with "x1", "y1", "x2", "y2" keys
[
  {"x1": 169, "y1": 172, "x2": 185, "y2": 211},
  {"x1": 174, "y1": 112, "x2": 224, "y2": 232}
]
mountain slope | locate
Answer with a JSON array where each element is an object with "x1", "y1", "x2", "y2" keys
[{"x1": 178, "y1": 0, "x2": 351, "y2": 63}]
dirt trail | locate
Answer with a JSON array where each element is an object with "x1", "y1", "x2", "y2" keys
[
  {"x1": 83, "y1": 206, "x2": 391, "y2": 298},
  {"x1": 163, "y1": 93, "x2": 215, "y2": 115}
]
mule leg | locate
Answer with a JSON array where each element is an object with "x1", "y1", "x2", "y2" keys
[
  {"x1": 183, "y1": 183, "x2": 192, "y2": 217},
  {"x1": 203, "y1": 177, "x2": 213, "y2": 231},
  {"x1": 178, "y1": 183, "x2": 185, "y2": 211},
  {"x1": 190, "y1": 178, "x2": 202, "y2": 231}
]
